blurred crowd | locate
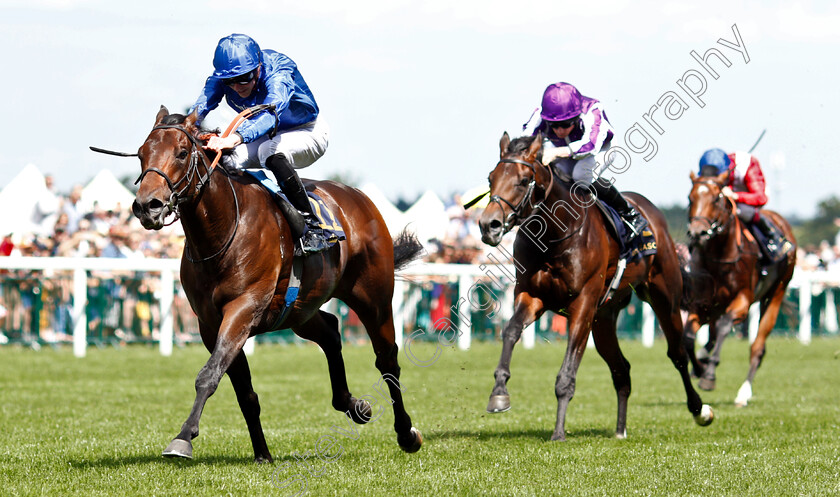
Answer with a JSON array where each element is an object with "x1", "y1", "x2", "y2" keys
[
  {"x1": 795, "y1": 219, "x2": 840, "y2": 273},
  {"x1": 1, "y1": 175, "x2": 184, "y2": 260}
]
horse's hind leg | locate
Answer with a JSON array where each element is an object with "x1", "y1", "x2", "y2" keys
[
  {"x1": 645, "y1": 283, "x2": 713, "y2": 426},
  {"x1": 295, "y1": 310, "x2": 372, "y2": 423},
  {"x1": 591, "y1": 305, "x2": 631, "y2": 439},
  {"x1": 736, "y1": 285, "x2": 786, "y2": 407},
  {"x1": 226, "y1": 351, "x2": 273, "y2": 463},
  {"x1": 345, "y1": 295, "x2": 422, "y2": 453}
]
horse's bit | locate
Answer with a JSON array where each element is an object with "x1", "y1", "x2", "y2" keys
[{"x1": 134, "y1": 124, "x2": 240, "y2": 263}]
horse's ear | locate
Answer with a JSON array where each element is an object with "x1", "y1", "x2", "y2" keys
[
  {"x1": 525, "y1": 132, "x2": 542, "y2": 162},
  {"x1": 716, "y1": 170, "x2": 730, "y2": 185},
  {"x1": 690, "y1": 171, "x2": 698, "y2": 182},
  {"x1": 185, "y1": 110, "x2": 198, "y2": 129},
  {"x1": 499, "y1": 132, "x2": 511, "y2": 158},
  {"x1": 155, "y1": 105, "x2": 169, "y2": 125}
]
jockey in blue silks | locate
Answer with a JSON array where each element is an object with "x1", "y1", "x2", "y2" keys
[{"x1": 190, "y1": 33, "x2": 329, "y2": 254}]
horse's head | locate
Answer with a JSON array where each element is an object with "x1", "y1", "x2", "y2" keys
[
  {"x1": 132, "y1": 106, "x2": 208, "y2": 230},
  {"x1": 687, "y1": 170, "x2": 733, "y2": 246},
  {"x1": 479, "y1": 132, "x2": 552, "y2": 246}
]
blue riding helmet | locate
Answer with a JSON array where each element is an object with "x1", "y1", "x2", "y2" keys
[
  {"x1": 698, "y1": 148, "x2": 731, "y2": 176},
  {"x1": 212, "y1": 34, "x2": 262, "y2": 80}
]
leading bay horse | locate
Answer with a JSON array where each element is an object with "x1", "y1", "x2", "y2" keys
[
  {"x1": 131, "y1": 106, "x2": 423, "y2": 461},
  {"x1": 684, "y1": 170, "x2": 796, "y2": 406},
  {"x1": 479, "y1": 133, "x2": 713, "y2": 441}
]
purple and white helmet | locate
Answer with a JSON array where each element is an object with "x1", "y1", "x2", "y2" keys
[{"x1": 540, "y1": 82, "x2": 583, "y2": 122}]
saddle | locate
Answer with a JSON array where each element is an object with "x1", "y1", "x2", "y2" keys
[
  {"x1": 550, "y1": 169, "x2": 656, "y2": 261},
  {"x1": 245, "y1": 168, "x2": 346, "y2": 248}
]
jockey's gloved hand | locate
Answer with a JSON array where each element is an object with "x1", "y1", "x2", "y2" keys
[{"x1": 541, "y1": 146, "x2": 572, "y2": 166}]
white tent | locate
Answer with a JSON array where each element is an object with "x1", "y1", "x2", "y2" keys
[
  {"x1": 359, "y1": 183, "x2": 406, "y2": 236},
  {"x1": 0, "y1": 163, "x2": 49, "y2": 236},
  {"x1": 403, "y1": 190, "x2": 449, "y2": 244},
  {"x1": 80, "y1": 169, "x2": 136, "y2": 214}
]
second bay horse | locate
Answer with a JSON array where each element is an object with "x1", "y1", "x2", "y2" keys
[
  {"x1": 684, "y1": 170, "x2": 797, "y2": 406},
  {"x1": 478, "y1": 132, "x2": 713, "y2": 441}
]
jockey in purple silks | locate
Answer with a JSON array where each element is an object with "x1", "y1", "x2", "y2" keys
[{"x1": 523, "y1": 82, "x2": 646, "y2": 241}]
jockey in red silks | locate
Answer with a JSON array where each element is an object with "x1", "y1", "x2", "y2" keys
[
  {"x1": 698, "y1": 148, "x2": 787, "y2": 261},
  {"x1": 523, "y1": 82, "x2": 647, "y2": 242}
]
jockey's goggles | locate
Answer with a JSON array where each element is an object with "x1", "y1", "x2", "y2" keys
[
  {"x1": 548, "y1": 118, "x2": 577, "y2": 129},
  {"x1": 224, "y1": 70, "x2": 257, "y2": 86}
]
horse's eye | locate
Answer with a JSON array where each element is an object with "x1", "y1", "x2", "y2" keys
[
  {"x1": 177, "y1": 150, "x2": 189, "y2": 161},
  {"x1": 519, "y1": 178, "x2": 531, "y2": 187}
]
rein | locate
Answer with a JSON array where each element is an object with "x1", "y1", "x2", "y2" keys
[
  {"x1": 490, "y1": 158, "x2": 586, "y2": 245},
  {"x1": 689, "y1": 181, "x2": 757, "y2": 265},
  {"x1": 90, "y1": 105, "x2": 275, "y2": 263}
]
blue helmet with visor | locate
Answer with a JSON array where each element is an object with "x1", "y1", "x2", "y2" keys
[
  {"x1": 698, "y1": 148, "x2": 731, "y2": 176},
  {"x1": 212, "y1": 34, "x2": 262, "y2": 80}
]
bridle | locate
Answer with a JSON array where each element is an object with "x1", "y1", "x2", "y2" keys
[
  {"x1": 688, "y1": 179, "x2": 734, "y2": 240},
  {"x1": 688, "y1": 178, "x2": 756, "y2": 264},
  {"x1": 135, "y1": 124, "x2": 240, "y2": 263},
  {"x1": 488, "y1": 158, "x2": 554, "y2": 232}
]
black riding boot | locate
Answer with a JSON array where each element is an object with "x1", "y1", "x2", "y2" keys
[
  {"x1": 266, "y1": 154, "x2": 329, "y2": 254},
  {"x1": 590, "y1": 179, "x2": 647, "y2": 242},
  {"x1": 755, "y1": 215, "x2": 786, "y2": 262}
]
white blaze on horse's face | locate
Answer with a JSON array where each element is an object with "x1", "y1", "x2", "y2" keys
[{"x1": 696, "y1": 184, "x2": 710, "y2": 195}]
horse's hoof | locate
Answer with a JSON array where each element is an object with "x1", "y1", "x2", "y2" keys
[
  {"x1": 399, "y1": 427, "x2": 423, "y2": 453},
  {"x1": 487, "y1": 395, "x2": 511, "y2": 413},
  {"x1": 693, "y1": 404, "x2": 714, "y2": 427},
  {"x1": 349, "y1": 397, "x2": 372, "y2": 424},
  {"x1": 734, "y1": 381, "x2": 752, "y2": 408},
  {"x1": 698, "y1": 377, "x2": 716, "y2": 391},
  {"x1": 550, "y1": 431, "x2": 567, "y2": 442},
  {"x1": 162, "y1": 438, "x2": 193, "y2": 459},
  {"x1": 615, "y1": 429, "x2": 627, "y2": 440}
]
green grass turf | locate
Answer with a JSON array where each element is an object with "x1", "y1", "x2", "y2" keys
[{"x1": 0, "y1": 337, "x2": 838, "y2": 496}]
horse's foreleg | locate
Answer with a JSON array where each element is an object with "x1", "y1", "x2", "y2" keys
[
  {"x1": 552, "y1": 293, "x2": 598, "y2": 441},
  {"x1": 736, "y1": 285, "x2": 785, "y2": 407},
  {"x1": 591, "y1": 306, "x2": 631, "y2": 439},
  {"x1": 163, "y1": 306, "x2": 258, "y2": 460},
  {"x1": 295, "y1": 310, "x2": 371, "y2": 423},
  {"x1": 699, "y1": 295, "x2": 750, "y2": 391},
  {"x1": 683, "y1": 313, "x2": 704, "y2": 378},
  {"x1": 487, "y1": 293, "x2": 543, "y2": 414},
  {"x1": 226, "y1": 351, "x2": 273, "y2": 463}
]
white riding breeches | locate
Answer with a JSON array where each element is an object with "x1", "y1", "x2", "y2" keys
[{"x1": 230, "y1": 115, "x2": 329, "y2": 170}]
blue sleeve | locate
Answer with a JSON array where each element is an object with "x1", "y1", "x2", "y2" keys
[
  {"x1": 235, "y1": 63, "x2": 294, "y2": 143},
  {"x1": 189, "y1": 76, "x2": 225, "y2": 123}
]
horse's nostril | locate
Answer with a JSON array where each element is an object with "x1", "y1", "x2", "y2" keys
[
  {"x1": 489, "y1": 219, "x2": 502, "y2": 231},
  {"x1": 147, "y1": 199, "x2": 164, "y2": 210}
]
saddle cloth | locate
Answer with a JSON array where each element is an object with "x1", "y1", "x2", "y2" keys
[
  {"x1": 244, "y1": 169, "x2": 346, "y2": 246},
  {"x1": 593, "y1": 199, "x2": 657, "y2": 262}
]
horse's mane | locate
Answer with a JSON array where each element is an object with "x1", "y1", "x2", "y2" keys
[
  {"x1": 161, "y1": 114, "x2": 187, "y2": 125},
  {"x1": 506, "y1": 135, "x2": 544, "y2": 163}
]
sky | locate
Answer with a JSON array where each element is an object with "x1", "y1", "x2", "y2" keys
[{"x1": 0, "y1": 0, "x2": 838, "y2": 218}]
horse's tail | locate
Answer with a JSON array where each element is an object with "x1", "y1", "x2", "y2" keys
[
  {"x1": 393, "y1": 228, "x2": 425, "y2": 271},
  {"x1": 677, "y1": 242, "x2": 714, "y2": 311}
]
